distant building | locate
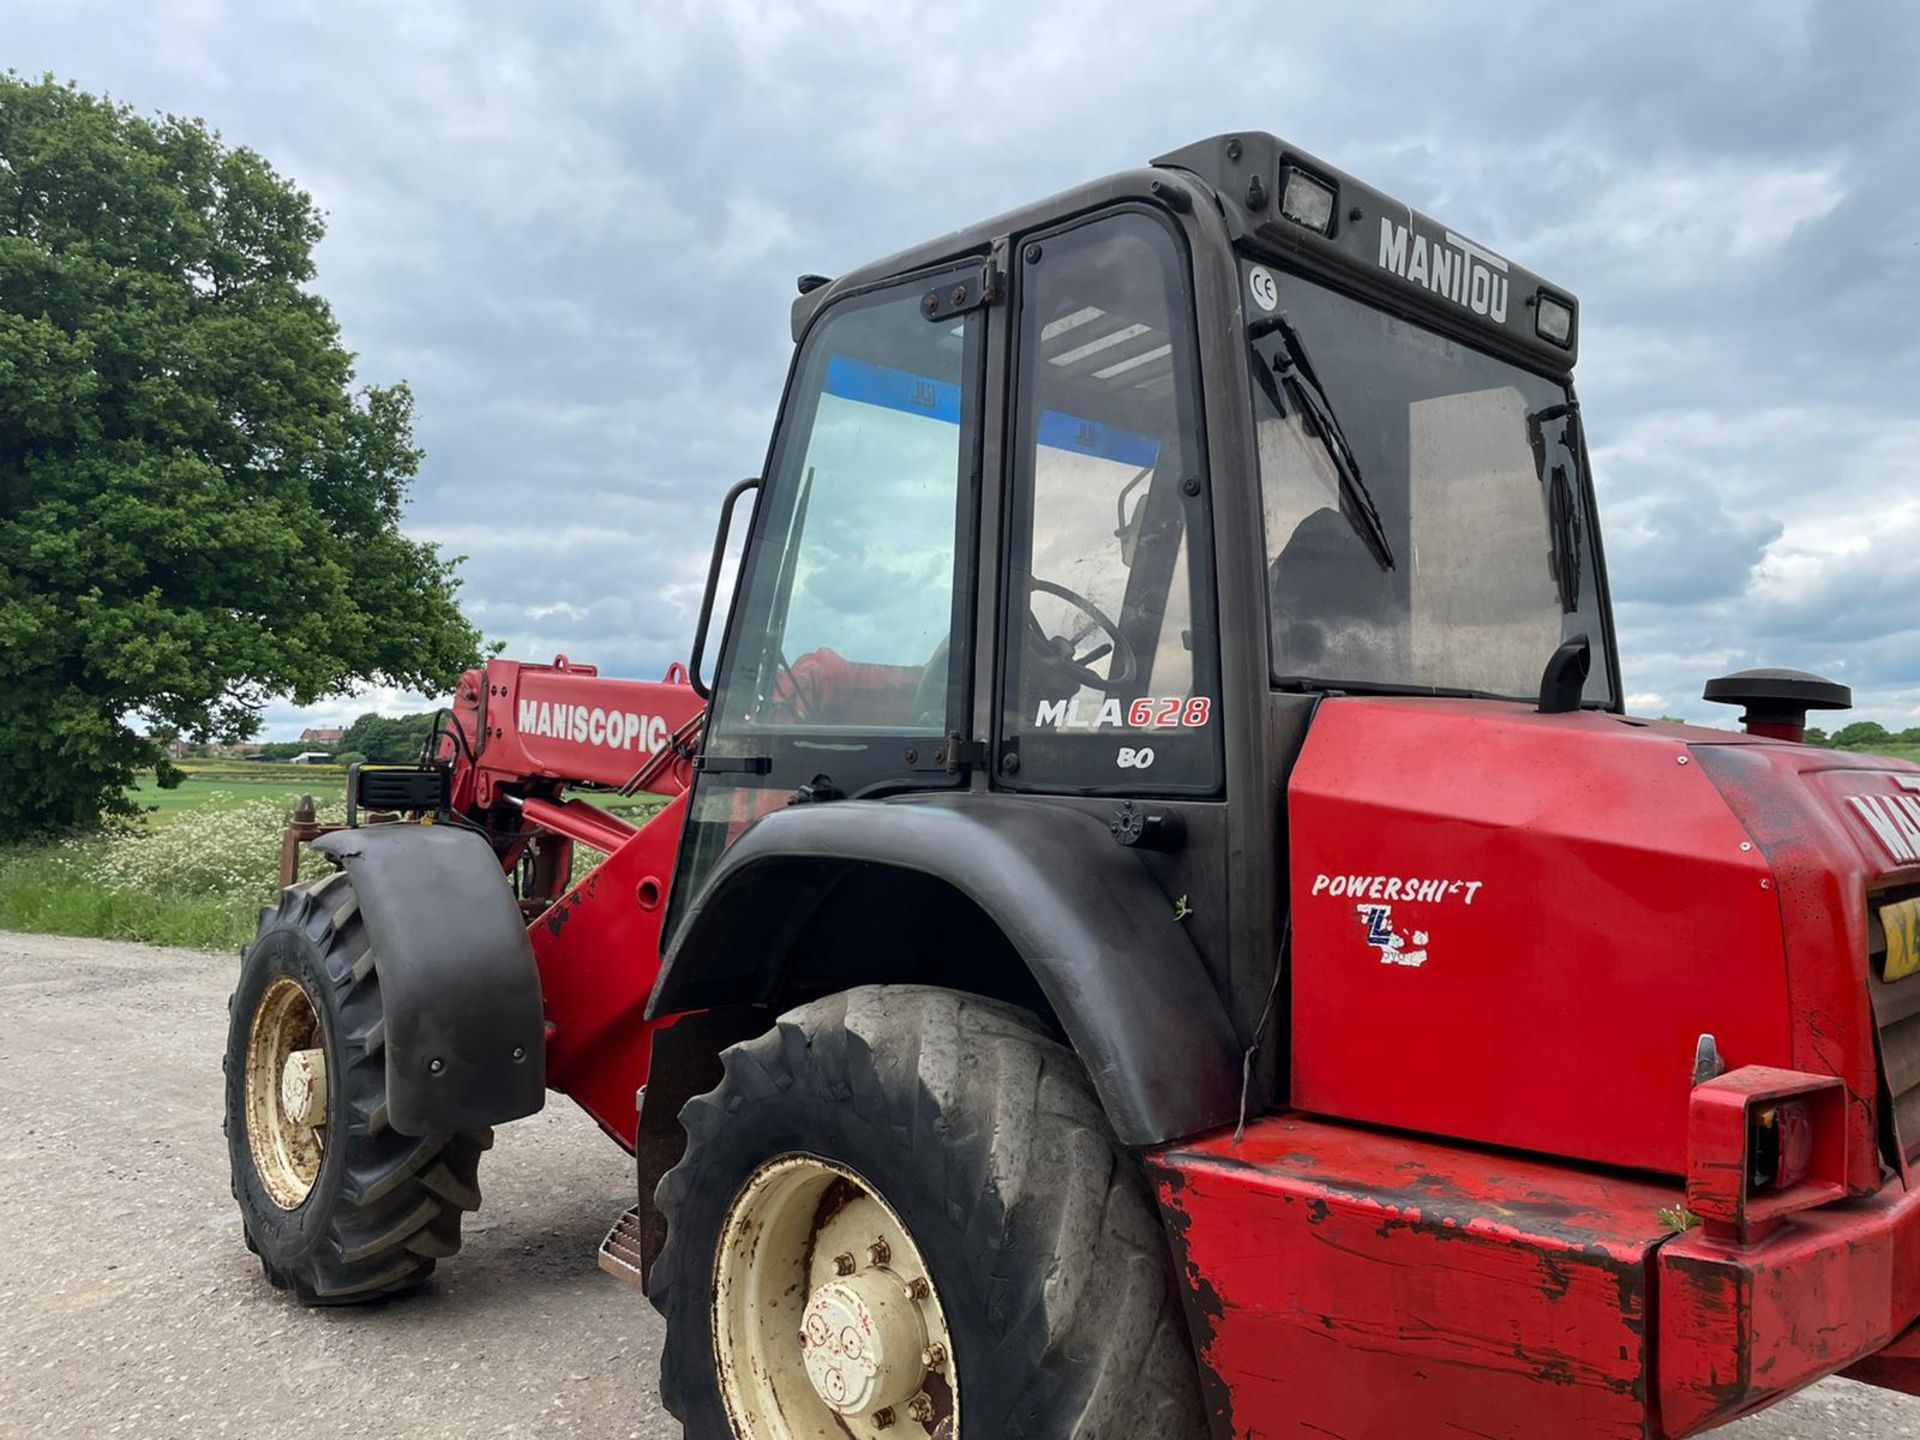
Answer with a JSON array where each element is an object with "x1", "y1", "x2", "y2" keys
[{"x1": 299, "y1": 727, "x2": 346, "y2": 745}]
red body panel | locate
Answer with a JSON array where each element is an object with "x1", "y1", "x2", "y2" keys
[
  {"x1": 527, "y1": 792, "x2": 688, "y2": 1149},
  {"x1": 1289, "y1": 699, "x2": 1794, "y2": 1174},
  {"x1": 1150, "y1": 1116, "x2": 1679, "y2": 1440},
  {"x1": 1691, "y1": 742, "x2": 1920, "y2": 1192}
]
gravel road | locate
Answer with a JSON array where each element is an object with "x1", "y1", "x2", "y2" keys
[{"x1": 4, "y1": 930, "x2": 1918, "y2": 1439}]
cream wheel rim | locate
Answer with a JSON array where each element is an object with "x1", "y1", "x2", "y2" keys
[
  {"x1": 244, "y1": 976, "x2": 327, "y2": 1209},
  {"x1": 714, "y1": 1154, "x2": 957, "y2": 1438}
]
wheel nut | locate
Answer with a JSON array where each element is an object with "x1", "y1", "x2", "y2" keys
[
  {"x1": 908, "y1": 1393, "x2": 936, "y2": 1424},
  {"x1": 873, "y1": 1407, "x2": 895, "y2": 1429},
  {"x1": 921, "y1": 1342, "x2": 946, "y2": 1369},
  {"x1": 908, "y1": 1276, "x2": 930, "y2": 1300},
  {"x1": 834, "y1": 1252, "x2": 856, "y2": 1276},
  {"x1": 867, "y1": 1236, "x2": 891, "y2": 1267}
]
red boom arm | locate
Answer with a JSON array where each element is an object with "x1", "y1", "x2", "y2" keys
[{"x1": 443, "y1": 654, "x2": 707, "y2": 811}]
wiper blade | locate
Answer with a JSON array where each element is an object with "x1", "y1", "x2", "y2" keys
[
  {"x1": 1250, "y1": 316, "x2": 1395, "y2": 571},
  {"x1": 1527, "y1": 403, "x2": 1583, "y2": 612}
]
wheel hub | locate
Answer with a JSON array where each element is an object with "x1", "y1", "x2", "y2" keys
[
  {"x1": 714, "y1": 1154, "x2": 957, "y2": 1439},
  {"x1": 799, "y1": 1272, "x2": 928, "y2": 1415},
  {"x1": 280, "y1": 1047, "x2": 327, "y2": 1128},
  {"x1": 243, "y1": 976, "x2": 326, "y2": 1210}
]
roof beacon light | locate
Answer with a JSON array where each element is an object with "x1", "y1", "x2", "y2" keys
[
  {"x1": 1279, "y1": 167, "x2": 1336, "y2": 236},
  {"x1": 1536, "y1": 292, "x2": 1576, "y2": 349}
]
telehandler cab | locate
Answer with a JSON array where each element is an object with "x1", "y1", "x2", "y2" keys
[{"x1": 227, "y1": 133, "x2": 1920, "y2": 1439}]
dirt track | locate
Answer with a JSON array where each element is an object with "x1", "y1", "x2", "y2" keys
[{"x1": 3, "y1": 930, "x2": 1917, "y2": 1438}]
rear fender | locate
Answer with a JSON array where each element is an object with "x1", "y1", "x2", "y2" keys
[
  {"x1": 313, "y1": 825, "x2": 545, "y2": 1135},
  {"x1": 649, "y1": 794, "x2": 1242, "y2": 1148}
]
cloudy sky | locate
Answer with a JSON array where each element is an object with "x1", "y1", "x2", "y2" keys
[{"x1": 16, "y1": 0, "x2": 1918, "y2": 735}]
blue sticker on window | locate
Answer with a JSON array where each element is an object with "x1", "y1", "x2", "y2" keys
[
  {"x1": 824, "y1": 356, "x2": 963, "y2": 424},
  {"x1": 1034, "y1": 411, "x2": 1160, "y2": 468},
  {"x1": 824, "y1": 354, "x2": 1161, "y2": 469}
]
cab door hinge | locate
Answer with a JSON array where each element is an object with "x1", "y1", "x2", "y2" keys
[
  {"x1": 921, "y1": 253, "x2": 1003, "y2": 322},
  {"x1": 939, "y1": 734, "x2": 991, "y2": 774}
]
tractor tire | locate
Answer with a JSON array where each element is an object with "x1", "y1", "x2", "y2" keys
[
  {"x1": 224, "y1": 868, "x2": 491, "y2": 1304},
  {"x1": 650, "y1": 984, "x2": 1209, "y2": 1440}
]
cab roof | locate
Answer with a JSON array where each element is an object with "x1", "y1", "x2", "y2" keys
[{"x1": 793, "y1": 131, "x2": 1579, "y2": 373}]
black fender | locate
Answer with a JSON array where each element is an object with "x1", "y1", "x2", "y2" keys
[
  {"x1": 648, "y1": 795, "x2": 1241, "y2": 1147},
  {"x1": 312, "y1": 825, "x2": 545, "y2": 1135}
]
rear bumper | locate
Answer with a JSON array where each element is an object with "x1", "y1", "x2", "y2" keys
[
  {"x1": 1658, "y1": 1179, "x2": 1920, "y2": 1434},
  {"x1": 1149, "y1": 1115, "x2": 1920, "y2": 1440}
]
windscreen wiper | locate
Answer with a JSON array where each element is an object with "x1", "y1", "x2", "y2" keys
[
  {"x1": 1250, "y1": 316, "x2": 1396, "y2": 571},
  {"x1": 1527, "y1": 403, "x2": 1583, "y2": 612}
]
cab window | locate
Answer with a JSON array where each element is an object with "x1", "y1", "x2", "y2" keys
[{"x1": 675, "y1": 280, "x2": 982, "y2": 914}]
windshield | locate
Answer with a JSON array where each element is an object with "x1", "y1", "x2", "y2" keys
[{"x1": 1249, "y1": 263, "x2": 1612, "y2": 705}]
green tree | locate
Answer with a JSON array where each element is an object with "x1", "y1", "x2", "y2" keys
[
  {"x1": 0, "y1": 76, "x2": 483, "y2": 836},
  {"x1": 340, "y1": 710, "x2": 438, "y2": 763},
  {"x1": 1831, "y1": 722, "x2": 1894, "y2": 752}
]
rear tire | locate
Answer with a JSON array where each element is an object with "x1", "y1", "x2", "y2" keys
[
  {"x1": 650, "y1": 984, "x2": 1209, "y2": 1439},
  {"x1": 224, "y1": 869, "x2": 491, "y2": 1304}
]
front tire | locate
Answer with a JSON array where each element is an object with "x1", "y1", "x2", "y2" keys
[
  {"x1": 224, "y1": 869, "x2": 491, "y2": 1303},
  {"x1": 649, "y1": 985, "x2": 1208, "y2": 1439}
]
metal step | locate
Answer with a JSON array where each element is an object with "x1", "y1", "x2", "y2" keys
[{"x1": 597, "y1": 1204, "x2": 647, "y2": 1290}]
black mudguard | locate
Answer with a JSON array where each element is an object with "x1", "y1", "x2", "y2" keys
[
  {"x1": 312, "y1": 825, "x2": 545, "y2": 1136},
  {"x1": 649, "y1": 795, "x2": 1242, "y2": 1148}
]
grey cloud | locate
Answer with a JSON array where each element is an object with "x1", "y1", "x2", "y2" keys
[
  {"x1": 11, "y1": 0, "x2": 1917, "y2": 733},
  {"x1": 1604, "y1": 494, "x2": 1784, "y2": 607}
]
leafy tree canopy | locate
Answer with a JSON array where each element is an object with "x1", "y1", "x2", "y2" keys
[
  {"x1": 340, "y1": 710, "x2": 439, "y2": 763},
  {"x1": 0, "y1": 76, "x2": 483, "y2": 835},
  {"x1": 1831, "y1": 721, "x2": 1894, "y2": 752}
]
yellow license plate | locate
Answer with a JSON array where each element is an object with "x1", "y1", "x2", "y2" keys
[{"x1": 1886, "y1": 898, "x2": 1920, "y2": 982}]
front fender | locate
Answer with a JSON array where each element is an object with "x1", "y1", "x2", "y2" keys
[
  {"x1": 313, "y1": 825, "x2": 545, "y2": 1135},
  {"x1": 649, "y1": 794, "x2": 1241, "y2": 1147}
]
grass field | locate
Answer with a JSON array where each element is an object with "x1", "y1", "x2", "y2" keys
[{"x1": 0, "y1": 764, "x2": 660, "y2": 950}]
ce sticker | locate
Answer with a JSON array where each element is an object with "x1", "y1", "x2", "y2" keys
[{"x1": 1247, "y1": 265, "x2": 1279, "y2": 313}]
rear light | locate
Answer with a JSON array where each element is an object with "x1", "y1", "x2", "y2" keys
[
  {"x1": 1688, "y1": 1066, "x2": 1847, "y2": 1240},
  {"x1": 1535, "y1": 291, "x2": 1576, "y2": 348},
  {"x1": 1749, "y1": 1100, "x2": 1815, "y2": 1192},
  {"x1": 1278, "y1": 167, "x2": 1336, "y2": 235}
]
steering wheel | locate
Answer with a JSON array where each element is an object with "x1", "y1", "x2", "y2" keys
[{"x1": 1026, "y1": 578, "x2": 1137, "y2": 692}]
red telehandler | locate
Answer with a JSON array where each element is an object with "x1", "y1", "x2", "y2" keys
[{"x1": 227, "y1": 133, "x2": 1920, "y2": 1439}]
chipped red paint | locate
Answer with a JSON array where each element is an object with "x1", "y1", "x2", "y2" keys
[
  {"x1": 1149, "y1": 1115, "x2": 1680, "y2": 1439},
  {"x1": 1289, "y1": 701, "x2": 1795, "y2": 1177},
  {"x1": 528, "y1": 792, "x2": 688, "y2": 1150},
  {"x1": 1657, "y1": 1177, "x2": 1920, "y2": 1433}
]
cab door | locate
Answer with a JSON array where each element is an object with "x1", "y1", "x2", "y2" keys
[
  {"x1": 996, "y1": 209, "x2": 1222, "y2": 797},
  {"x1": 674, "y1": 272, "x2": 988, "y2": 907}
]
